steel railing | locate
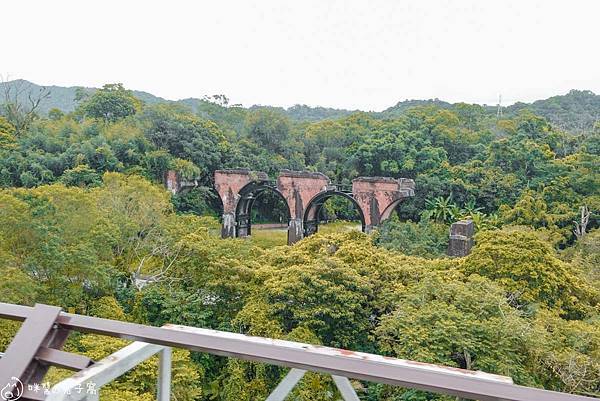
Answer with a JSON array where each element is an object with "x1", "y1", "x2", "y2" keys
[{"x1": 0, "y1": 303, "x2": 596, "y2": 401}]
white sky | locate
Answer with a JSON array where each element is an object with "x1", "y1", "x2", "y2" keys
[{"x1": 2, "y1": 0, "x2": 599, "y2": 111}]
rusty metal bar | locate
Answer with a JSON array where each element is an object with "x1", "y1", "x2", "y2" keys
[
  {"x1": 0, "y1": 303, "x2": 596, "y2": 401},
  {"x1": 35, "y1": 347, "x2": 91, "y2": 371},
  {"x1": 0, "y1": 303, "x2": 61, "y2": 397}
]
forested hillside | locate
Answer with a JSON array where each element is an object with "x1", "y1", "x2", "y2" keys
[
  {"x1": 505, "y1": 90, "x2": 600, "y2": 133},
  {"x1": 3, "y1": 79, "x2": 600, "y2": 129},
  {"x1": 0, "y1": 83, "x2": 598, "y2": 400},
  {"x1": 0, "y1": 79, "x2": 168, "y2": 114},
  {"x1": 0, "y1": 79, "x2": 356, "y2": 122}
]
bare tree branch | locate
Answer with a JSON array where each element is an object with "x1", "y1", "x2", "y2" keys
[
  {"x1": 573, "y1": 205, "x2": 590, "y2": 240},
  {"x1": 1, "y1": 75, "x2": 51, "y2": 134}
]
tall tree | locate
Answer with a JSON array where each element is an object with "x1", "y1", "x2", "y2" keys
[{"x1": 80, "y1": 83, "x2": 141, "y2": 122}]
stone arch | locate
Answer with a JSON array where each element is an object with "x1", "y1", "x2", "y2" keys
[
  {"x1": 276, "y1": 170, "x2": 331, "y2": 244},
  {"x1": 303, "y1": 190, "x2": 366, "y2": 237},
  {"x1": 215, "y1": 169, "x2": 415, "y2": 244},
  {"x1": 379, "y1": 199, "x2": 403, "y2": 223},
  {"x1": 214, "y1": 169, "x2": 269, "y2": 238},
  {"x1": 235, "y1": 181, "x2": 291, "y2": 237},
  {"x1": 352, "y1": 177, "x2": 416, "y2": 231}
]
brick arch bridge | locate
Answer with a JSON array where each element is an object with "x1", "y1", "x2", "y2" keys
[{"x1": 214, "y1": 169, "x2": 415, "y2": 245}]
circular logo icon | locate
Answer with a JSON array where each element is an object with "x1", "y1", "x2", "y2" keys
[{"x1": 0, "y1": 377, "x2": 23, "y2": 400}]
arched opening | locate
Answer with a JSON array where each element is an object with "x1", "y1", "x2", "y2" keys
[
  {"x1": 235, "y1": 181, "x2": 290, "y2": 243},
  {"x1": 380, "y1": 199, "x2": 403, "y2": 224},
  {"x1": 303, "y1": 191, "x2": 366, "y2": 236}
]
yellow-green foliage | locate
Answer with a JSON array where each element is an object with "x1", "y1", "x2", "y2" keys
[
  {"x1": 89, "y1": 296, "x2": 128, "y2": 321},
  {"x1": 500, "y1": 190, "x2": 560, "y2": 229},
  {"x1": 375, "y1": 274, "x2": 535, "y2": 384},
  {"x1": 73, "y1": 334, "x2": 202, "y2": 401},
  {"x1": 236, "y1": 231, "x2": 442, "y2": 347},
  {"x1": 211, "y1": 230, "x2": 598, "y2": 399},
  {"x1": 461, "y1": 228, "x2": 598, "y2": 318},
  {"x1": 528, "y1": 309, "x2": 600, "y2": 395},
  {"x1": 171, "y1": 158, "x2": 201, "y2": 180},
  {"x1": 0, "y1": 173, "x2": 183, "y2": 308},
  {"x1": 0, "y1": 175, "x2": 597, "y2": 400},
  {"x1": 566, "y1": 229, "x2": 600, "y2": 292},
  {"x1": 0, "y1": 263, "x2": 40, "y2": 353},
  {"x1": 0, "y1": 116, "x2": 17, "y2": 149},
  {"x1": 215, "y1": 233, "x2": 452, "y2": 399}
]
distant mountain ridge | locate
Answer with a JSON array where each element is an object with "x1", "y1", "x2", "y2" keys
[
  {"x1": 1, "y1": 79, "x2": 599, "y2": 130},
  {"x1": 504, "y1": 90, "x2": 600, "y2": 133},
  {"x1": 0, "y1": 79, "x2": 168, "y2": 113}
]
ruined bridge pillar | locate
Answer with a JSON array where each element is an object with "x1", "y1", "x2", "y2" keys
[
  {"x1": 214, "y1": 169, "x2": 268, "y2": 238},
  {"x1": 214, "y1": 169, "x2": 416, "y2": 245},
  {"x1": 447, "y1": 220, "x2": 474, "y2": 257},
  {"x1": 164, "y1": 170, "x2": 199, "y2": 194},
  {"x1": 352, "y1": 177, "x2": 415, "y2": 232},
  {"x1": 276, "y1": 170, "x2": 331, "y2": 245}
]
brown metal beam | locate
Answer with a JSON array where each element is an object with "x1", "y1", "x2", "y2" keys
[
  {"x1": 35, "y1": 347, "x2": 92, "y2": 371},
  {"x1": 24, "y1": 326, "x2": 72, "y2": 387},
  {"x1": 0, "y1": 304, "x2": 61, "y2": 398},
  {"x1": 0, "y1": 303, "x2": 596, "y2": 401}
]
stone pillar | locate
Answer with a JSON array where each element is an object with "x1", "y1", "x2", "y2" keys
[
  {"x1": 236, "y1": 213, "x2": 251, "y2": 237},
  {"x1": 276, "y1": 170, "x2": 330, "y2": 245},
  {"x1": 164, "y1": 170, "x2": 200, "y2": 195},
  {"x1": 447, "y1": 220, "x2": 474, "y2": 257},
  {"x1": 288, "y1": 218, "x2": 304, "y2": 244},
  {"x1": 221, "y1": 212, "x2": 236, "y2": 238}
]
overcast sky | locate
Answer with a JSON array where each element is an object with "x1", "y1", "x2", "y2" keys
[{"x1": 2, "y1": 0, "x2": 599, "y2": 111}]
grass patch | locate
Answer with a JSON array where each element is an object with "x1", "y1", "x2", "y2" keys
[{"x1": 245, "y1": 220, "x2": 363, "y2": 249}]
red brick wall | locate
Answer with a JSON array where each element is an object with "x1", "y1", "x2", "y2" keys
[
  {"x1": 214, "y1": 170, "x2": 262, "y2": 214},
  {"x1": 352, "y1": 177, "x2": 415, "y2": 227},
  {"x1": 276, "y1": 171, "x2": 330, "y2": 219}
]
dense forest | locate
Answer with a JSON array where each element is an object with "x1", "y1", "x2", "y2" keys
[{"x1": 0, "y1": 81, "x2": 598, "y2": 400}]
